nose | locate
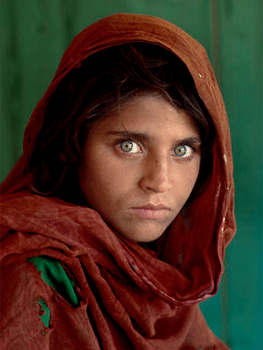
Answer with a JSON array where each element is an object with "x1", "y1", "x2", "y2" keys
[{"x1": 139, "y1": 154, "x2": 173, "y2": 193}]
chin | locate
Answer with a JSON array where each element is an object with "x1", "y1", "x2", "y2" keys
[{"x1": 120, "y1": 229, "x2": 165, "y2": 243}]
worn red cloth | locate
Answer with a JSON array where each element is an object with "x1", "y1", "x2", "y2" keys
[{"x1": 0, "y1": 13, "x2": 235, "y2": 349}]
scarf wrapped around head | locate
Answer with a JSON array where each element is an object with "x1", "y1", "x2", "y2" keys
[{"x1": 0, "y1": 13, "x2": 235, "y2": 349}]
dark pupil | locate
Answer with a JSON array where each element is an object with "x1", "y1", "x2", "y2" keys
[
  {"x1": 176, "y1": 145, "x2": 186, "y2": 156},
  {"x1": 121, "y1": 141, "x2": 133, "y2": 152}
]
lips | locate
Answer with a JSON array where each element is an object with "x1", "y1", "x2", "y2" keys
[{"x1": 130, "y1": 204, "x2": 171, "y2": 220}]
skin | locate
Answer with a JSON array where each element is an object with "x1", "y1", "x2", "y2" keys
[{"x1": 78, "y1": 94, "x2": 201, "y2": 242}]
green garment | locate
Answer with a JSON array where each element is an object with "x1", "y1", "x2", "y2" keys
[{"x1": 27, "y1": 256, "x2": 80, "y2": 327}]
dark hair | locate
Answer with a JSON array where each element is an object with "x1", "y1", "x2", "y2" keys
[{"x1": 29, "y1": 43, "x2": 215, "y2": 203}]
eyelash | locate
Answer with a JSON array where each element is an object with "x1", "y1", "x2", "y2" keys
[{"x1": 116, "y1": 139, "x2": 199, "y2": 159}]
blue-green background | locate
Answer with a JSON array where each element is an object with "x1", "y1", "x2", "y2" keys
[{"x1": 1, "y1": 1, "x2": 262, "y2": 348}]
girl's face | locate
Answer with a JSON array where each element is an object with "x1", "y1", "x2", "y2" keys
[{"x1": 79, "y1": 94, "x2": 201, "y2": 242}]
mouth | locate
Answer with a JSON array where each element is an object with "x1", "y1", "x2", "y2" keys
[{"x1": 130, "y1": 204, "x2": 171, "y2": 220}]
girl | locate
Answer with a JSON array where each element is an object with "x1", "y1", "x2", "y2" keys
[{"x1": 0, "y1": 13, "x2": 235, "y2": 349}]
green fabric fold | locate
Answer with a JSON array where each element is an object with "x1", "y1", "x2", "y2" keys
[{"x1": 27, "y1": 256, "x2": 79, "y2": 307}]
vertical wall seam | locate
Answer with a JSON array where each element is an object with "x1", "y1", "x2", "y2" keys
[
  {"x1": 210, "y1": 0, "x2": 231, "y2": 346},
  {"x1": 60, "y1": 0, "x2": 79, "y2": 49},
  {"x1": 2, "y1": 0, "x2": 23, "y2": 164},
  {"x1": 210, "y1": 0, "x2": 221, "y2": 86}
]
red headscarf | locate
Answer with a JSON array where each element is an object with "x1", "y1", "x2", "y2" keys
[{"x1": 0, "y1": 13, "x2": 235, "y2": 349}]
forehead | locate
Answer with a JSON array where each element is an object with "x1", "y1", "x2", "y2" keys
[{"x1": 89, "y1": 94, "x2": 200, "y2": 140}]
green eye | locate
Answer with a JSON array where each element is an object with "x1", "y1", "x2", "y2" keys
[
  {"x1": 174, "y1": 145, "x2": 191, "y2": 157},
  {"x1": 121, "y1": 141, "x2": 133, "y2": 152},
  {"x1": 120, "y1": 140, "x2": 140, "y2": 153}
]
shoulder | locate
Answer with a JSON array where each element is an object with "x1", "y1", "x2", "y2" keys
[
  {"x1": 0, "y1": 259, "x2": 54, "y2": 348},
  {"x1": 0, "y1": 256, "x2": 91, "y2": 349}
]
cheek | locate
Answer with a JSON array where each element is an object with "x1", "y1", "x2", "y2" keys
[
  {"x1": 79, "y1": 149, "x2": 138, "y2": 207},
  {"x1": 177, "y1": 159, "x2": 201, "y2": 195}
]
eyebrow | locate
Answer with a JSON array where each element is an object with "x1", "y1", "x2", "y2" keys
[
  {"x1": 106, "y1": 130, "x2": 201, "y2": 146},
  {"x1": 107, "y1": 131, "x2": 150, "y2": 143}
]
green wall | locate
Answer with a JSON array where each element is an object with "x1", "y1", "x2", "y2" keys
[{"x1": 1, "y1": 1, "x2": 262, "y2": 348}]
